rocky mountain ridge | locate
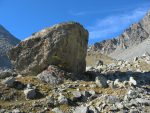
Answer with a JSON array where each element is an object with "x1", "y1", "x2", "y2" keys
[
  {"x1": 0, "y1": 25, "x2": 20, "y2": 69},
  {"x1": 89, "y1": 10, "x2": 150, "y2": 60}
]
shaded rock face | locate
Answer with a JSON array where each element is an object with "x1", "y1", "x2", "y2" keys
[
  {"x1": 9, "y1": 22, "x2": 89, "y2": 75},
  {"x1": 0, "y1": 25, "x2": 20, "y2": 69},
  {"x1": 89, "y1": 11, "x2": 150, "y2": 60}
]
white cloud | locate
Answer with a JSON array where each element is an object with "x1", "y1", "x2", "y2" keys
[
  {"x1": 69, "y1": 3, "x2": 149, "y2": 17},
  {"x1": 88, "y1": 8, "x2": 149, "y2": 40},
  {"x1": 69, "y1": 8, "x2": 130, "y2": 16}
]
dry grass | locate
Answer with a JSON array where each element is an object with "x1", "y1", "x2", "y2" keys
[
  {"x1": 0, "y1": 76, "x2": 127, "y2": 112},
  {"x1": 59, "y1": 104, "x2": 71, "y2": 113},
  {"x1": 138, "y1": 60, "x2": 150, "y2": 71},
  {"x1": 16, "y1": 76, "x2": 52, "y2": 94},
  {"x1": 86, "y1": 51, "x2": 116, "y2": 66}
]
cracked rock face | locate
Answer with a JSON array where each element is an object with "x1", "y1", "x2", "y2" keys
[{"x1": 9, "y1": 22, "x2": 89, "y2": 75}]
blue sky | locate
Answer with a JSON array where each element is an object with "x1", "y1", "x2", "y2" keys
[{"x1": 0, "y1": 0, "x2": 150, "y2": 45}]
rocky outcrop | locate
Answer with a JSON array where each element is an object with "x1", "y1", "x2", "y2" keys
[
  {"x1": 37, "y1": 65, "x2": 65, "y2": 85},
  {"x1": 89, "y1": 11, "x2": 150, "y2": 60},
  {"x1": 0, "y1": 25, "x2": 20, "y2": 69},
  {"x1": 9, "y1": 22, "x2": 89, "y2": 75},
  {"x1": 140, "y1": 11, "x2": 150, "y2": 34}
]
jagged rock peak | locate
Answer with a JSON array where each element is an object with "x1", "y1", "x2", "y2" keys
[{"x1": 89, "y1": 10, "x2": 150, "y2": 60}]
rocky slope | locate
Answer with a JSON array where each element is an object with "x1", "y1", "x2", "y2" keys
[
  {"x1": 0, "y1": 22, "x2": 150, "y2": 113},
  {"x1": 0, "y1": 51, "x2": 150, "y2": 113},
  {"x1": 0, "y1": 25, "x2": 20, "y2": 69},
  {"x1": 89, "y1": 10, "x2": 150, "y2": 60}
]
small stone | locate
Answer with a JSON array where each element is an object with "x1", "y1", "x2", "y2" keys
[
  {"x1": 95, "y1": 66, "x2": 102, "y2": 71},
  {"x1": 82, "y1": 84, "x2": 87, "y2": 87},
  {"x1": 135, "y1": 98, "x2": 150, "y2": 105},
  {"x1": 115, "y1": 102, "x2": 124, "y2": 109},
  {"x1": 89, "y1": 84, "x2": 97, "y2": 88},
  {"x1": 95, "y1": 60, "x2": 103, "y2": 67},
  {"x1": 129, "y1": 109, "x2": 139, "y2": 113},
  {"x1": 76, "y1": 88, "x2": 80, "y2": 91},
  {"x1": 88, "y1": 90, "x2": 96, "y2": 96},
  {"x1": 114, "y1": 79, "x2": 120, "y2": 87},
  {"x1": 16, "y1": 74, "x2": 22, "y2": 78},
  {"x1": 86, "y1": 66, "x2": 95, "y2": 71},
  {"x1": 127, "y1": 90, "x2": 138, "y2": 99},
  {"x1": 73, "y1": 106, "x2": 89, "y2": 113},
  {"x1": 72, "y1": 91, "x2": 82, "y2": 99},
  {"x1": 143, "y1": 52, "x2": 150, "y2": 58},
  {"x1": 124, "y1": 95, "x2": 129, "y2": 101},
  {"x1": 58, "y1": 94, "x2": 68, "y2": 105},
  {"x1": 133, "y1": 57, "x2": 138, "y2": 62},
  {"x1": 128, "y1": 99, "x2": 139, "y2": 107},
  {"x1": 12, "y1": 108, "x2": 21, "y2": 113},
  {"x1": 107, "y1": 80, "x2": 116, "y2": 89},
  {"x1": 106, "y1": 95, "x2": 120, "y2": 104},
  {"x1": 0, "y1": 109, "x2": 6, "y2": 113},
  {"x1": 46, "y1": 96, "x2": 55, "y2": 107},
  {"x1": 89, "y1": 106, "x2": 99, "y2": 113},
  {"x1": 109, "y1": 105, "x2": 118, "y2": 111},
  {"x1": 2, "y1": 76, "x2": 16, "y2": 87},
  {"x1": 27, "y1": 83, "x2": 34, "y2": 89},
  {"x1": 81, "y1": 91, "x2": 91, "y2": 101},
  {"x1": 123, "y1": 81, "x2": 129, "y2": 87},
  {"x1": 24, "y1": 88, "x2": 36, "y2": 99},
  {"x1": 14, "y1": 81, "x2": 25, "y2": 90},
  {"x1": 129, "y1": 77, "x2": 137, "y2": 86},
  {"x1": 38, "y1": 108, "x2": 48, "y2": 113},
  {"x1": 118, "y1": 61, "x2": 123, "y2": 65},
  {"x1": 32, "y1": 101, "x2": 40, "y2": 108},
  {"x1": 136, "y1": 69, "x2": 141, "y2": 72},
  {"x1": 81, "y1": 91, "x2": 91, "y2": 97},
  {"x1": 52, "y1": 107, "x2": 64, "y2": 113},
  {"x1": 95, "y1": 76, "x2": 108, "y2": 88}
]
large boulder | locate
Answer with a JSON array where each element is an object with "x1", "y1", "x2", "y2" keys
[{"x1": 9, "y1": 22, "x2": 89, "y2": 75}]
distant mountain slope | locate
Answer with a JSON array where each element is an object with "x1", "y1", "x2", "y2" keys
[
  {"x1": 86, "y1": 51, "x2": 116, "y2": 66},
  {"x1": 0, "y1": 25, "x2": 20, "y2": 69},
  {"x1": 110, "y1": 38, "x2": 150, "y2": 60},
  {"x1": 89, "y1": 10, "x2": 150, "y2": 60}
]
